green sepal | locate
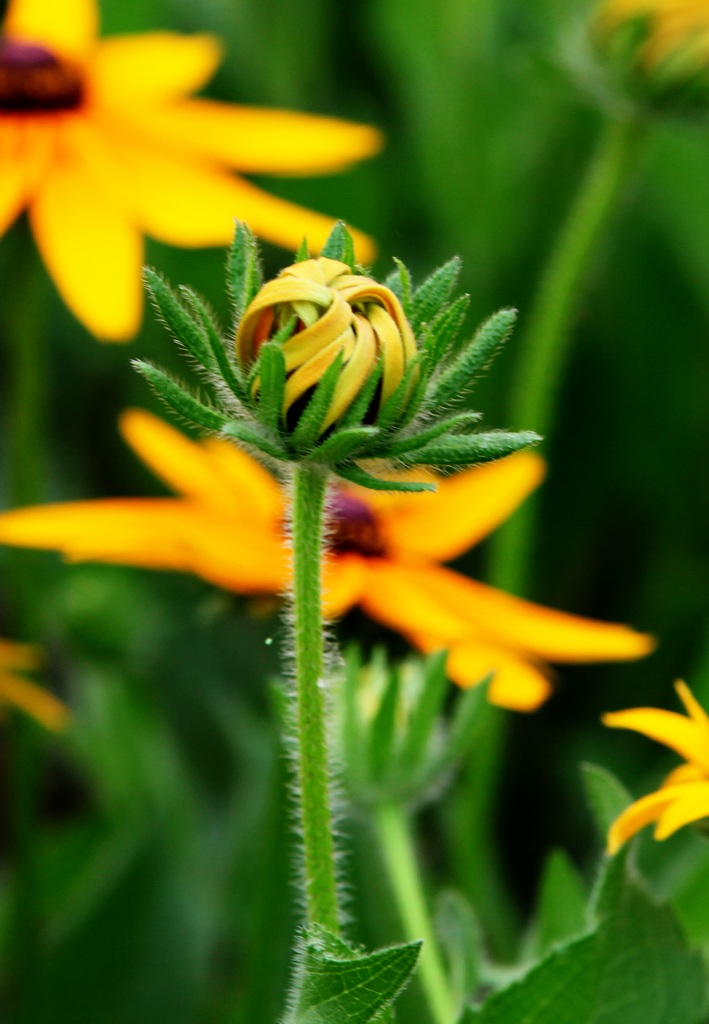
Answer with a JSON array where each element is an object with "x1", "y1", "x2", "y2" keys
[
  {"x1": 221, "y1": 420, "x2": 288, "y2": 460},
  {"x1": 382, "y1": 258, "x2": 412, "y2": 316},
  {"x1": 423, "y1": 682, "x2": 488, "y2": 788},
  {"x1": 178, "y1": 286, "x2": 246, "y2": 399},
  {"x1": 367, "y1": 661, "x2": 401, "y2": 783},
  {"x1": 339, "y1": 358, "x2": 384, "y2": 429},
  {"x1": 256, "y1": 342, "x2": 287, "y2": 432},
  {"x1": 384, "y1": 411, "x2": 482, "y2": 457},
  {"x1": 335, "y1": 463, "x2": 436, "y2": 493},
  {"x1": 272, "y1": 313, "x2": 298, "y2": 345},
  {"x1": 580, "y1": 763, "x2": 632, "y2": 841},
  {"x1": 144, "y1": 269, "x2": 212, "y2": 369},
  {"x1": 427, "y1": 308, "x2": 517, "y2": 409},
  {"x1": 410, "y1": 257, "x2": 461, "y2": 334},
  {"x1": 377, "y1": 355, "x2": 426, "y2": 434},
  {"x1": 284, "y1": 924, "x2": 421, "y2": 1024},
  {"x1": 309, "y1": 426, "x2": 380, "y2": 465},
  {"x1": 227, "y1": 221, "x2": 262, "y2": 325},
  {"x1": 395, "y1": 352, "x2": 430, "y2": 429},
  {"x1": 399, "y1": 430, "x2": 539, "y2": 468},
  {"x1": 295, "y1": 237, "x2": 311, "y2": 263},
  {"x1": 423, "y1": 293, "x2": 471, "y2": 364},
  {"x1": 290, "y1": 352, "x2": 345, "y2": 453},
  {"x1": 320, "y1": 221, "x2": 356, "y2": 269},
  {"x1": 131, "y1": 360, "x2": 227, "y2": 432},
  {"x1": 397, "y1": 650, "x2": 449, "y2": 778}
]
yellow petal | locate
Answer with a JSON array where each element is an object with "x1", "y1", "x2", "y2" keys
[
  {"x1": 663, "y1": 762, "x2": 705, "y2": 786},
  {"x1": 3, "y1": 0, "x2": 98, "y2": 59},
  {"x1": 0, "y1": 670, "x2": 69, "y2": 731},
  {"x1": 416, "y1": 566, "x2": 656, "y2": 663},
  {"x1": 358, "y1": 561, "x2": 474, "y2": 641},
  {"x1": 381, "y1": 452, "x2": 546, "y2": 564},
  {"x1": 0, "y1": 638, "x2": 41, "y2": 672},
  {"x1": 201, "y1": 437, "x2": 284, "y2": 523},
  {"x1": 28, "y1": 129, "x2": 142, "y2": 339},
  {"x1": 602, "y1": 707, "x2": 709, "y2": 773},
  {"x1": 607, "y1": 787, "x2": 680, "y2": 854},
  {"x1": 90, "y1": 33, "x2": 222, "y2": 105},
  {"x1": 0, "y1": 498, "x2": 287, "y2": 593},
  {"x1": 0, "y1": 119, "x2": 56, "y2": 234},
  {"x1": 675, "y1": 679, "x2": 709, "y2": 733},
  {"x1": 655, "y1": 781, "x2": 709, "y2": 839},
  {"x1": 322, "y1": 553, "x2": 369, "y2": 618},
  {"x1": 118, "y1": 98, "x2": 383, "y2": 175}
]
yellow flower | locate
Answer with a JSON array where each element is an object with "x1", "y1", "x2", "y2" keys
[
  {"x1": 236, "y1": 257, "x2": 417, "y2": 433},
  {"x1": 604, "y1": 681, "x2": 709, "y2": 853},
  {"x1": 0, "y1": 0, "x2": 382, "y2": 339},
  {"x1": 0, "y1": 409, "x2": 655, "y2": 712},
  {"x1": 0, "y1": 637, "x2": 69, "y2": 730},
  {"x1": 597, "y1": 0, "x2": 709, "y2": 69}
]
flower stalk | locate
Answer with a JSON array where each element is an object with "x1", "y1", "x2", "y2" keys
[
  {"x1": 290, "y1": 464, "x2": 341, "y2": 933},
  {"x1": 491, "y1": 114, "x2": 644, "y2": 596},
  {"x1": 374, "y1": 801, "x2": 456, "y2": 1024}
]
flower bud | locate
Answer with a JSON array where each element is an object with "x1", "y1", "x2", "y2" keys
[{"x1": 236, "y1": 257, "x2": 417, "y2": 433}]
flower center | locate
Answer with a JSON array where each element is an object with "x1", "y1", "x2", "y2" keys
[
  {"x1": 0, "y1": 39, "x2": 83, "y2": 112},
  {"x1": 328, "y1": 491, "x2": 386, "y2": 557}
]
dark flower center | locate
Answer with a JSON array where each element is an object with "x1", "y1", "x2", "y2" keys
[
  {"x1": 0, "y1": 39, "x2": 83, "y2": 112},
  {"x1": 328, "y1": 491, "x2": 386, "y2": 557}
]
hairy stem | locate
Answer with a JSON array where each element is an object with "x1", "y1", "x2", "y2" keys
[{"x1": 290, "y1": 464, "x2": 340, "y2": 933}]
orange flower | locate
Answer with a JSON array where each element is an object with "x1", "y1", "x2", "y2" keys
[
  {"x1": 604, "y1": 682, "x2": 709, "y2": 853},
  {"x1": 0, "y1": 409, "x2": 655, "y2": 711},
  {"x1": 0, "y1": 636, "x2": 69, "y2": 730},
  {"x1": 0, "y1": 0, "x2": 382, "y2": 339}
]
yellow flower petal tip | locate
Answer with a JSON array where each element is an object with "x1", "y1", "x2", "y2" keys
[
  {"x1": 0, "y1": 637, "x2": 69, "y2": 732},
  {"x1": 0, "y1": 0, "x2": 382, "y2": 337},
  {"x1": 604, "y1": 682, "x2": 709, "y2": 850}
]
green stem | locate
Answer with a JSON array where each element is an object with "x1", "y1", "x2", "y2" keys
[
  {"x1": 374, "y1": 801, "x2": 456, "y2": 1024},
  {"x1": 290, "y1": 464, "x2": 340, "y2": 934},
  {"x1": 491, "y1": 115, "x2": 644, "y2": 596}
]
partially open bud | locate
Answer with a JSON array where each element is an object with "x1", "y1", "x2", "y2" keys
[
  {"x1": 593, "y1": 0, "x2": 709, "y2": 109},
  {"x1": 236, "y1": 257, "x2": 416, "y2": 433}
]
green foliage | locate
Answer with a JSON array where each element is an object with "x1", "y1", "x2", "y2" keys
[
  {"x1": 581, "y1": 763, "x2": 633, "y2": 840},
  {"x1": 409, "y1": 258, "x2": 461, "y2": 336},
  {"x1": 426, "y1": 309, "x2": 518, "y2": 409},
  {"x1": 256, "y1": 341, "x2": 288, "y2": 432},
  {"x1": 435, "y1": 890, "x2": 484, "y2": 1011},
  {"x1": 529, "y1": 849, "x2": 588, "y2": 958},
  {"x1": 283, "y1": 925, "x2": 421, "y2": 1024},
  {"x1": 400, "y1": 430, "x2": 540, "y2": 468},
  {"x1": 462, "y1": 857, "x2": 709, "y2": 1024},
  {"x1": 144, "y1": 269, "x2": 213, "y2": 369},
  {"x1": 132, "y1": 360, "x2": 228, "y2": 431},
  {"x1": 227, "y1": 221, "x2": 262, "y2": 326},
  {"x1": 291, "y1": 352, "x2": 345, "y2": 452}
]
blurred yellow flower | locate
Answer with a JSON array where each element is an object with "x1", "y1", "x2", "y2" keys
[
  {"x1": 604, "y1": 681, "x2": 709, "y2": 853},
  {"x1": 0, "y1": 637, "x2": 68, "y2": 731},
  {"x1": 0, "y1": 0, "x2": 382, "y2": 339},
  {"x1": 598, "y1": 0, "x2": 709, "y2": 68},
  {"x1": 0, "y1": 409, "x2": 655, "y2": 711}
]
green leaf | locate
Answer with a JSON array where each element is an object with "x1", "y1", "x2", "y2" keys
[
  {"x1": 398, "y1": 650, "x2": 449, "y2": 777},
  {"x1": 179, "y1": 286, "x2": 245, "y2": 399},
  {"x1": 256, "y1": 342, "x2": 287, "y2": 432},
  {"x1": 228, "y1": 221, "x2": 262, "y2": 325},
  {"x1": 320, "y1": 221, "x2": 356, "y2": 269},
  {"x1": 310, "y1": 426, "x2": 380, "y2": 464},
  {"x1": 399, "y1": 430, "x2": 539, "y2": 468},
  {"x1": 423, "y1": 293, "x2": 471, "y2": 364},
  {"x1": 382, "y1": 259, "x2": 412, "y2": 315},
  {"x1": 284, "y1": 924, "x2": 421, "y2": 1024},
  {"x1": 424, "y1": 682, "x2": 488, "y2": 788},
  {"x1": 410, "y1": 257, "x2": 461, "y2": 334},
  {"x1": 132, "y1": 361, "x2": 227, "y2": 431},
  {"x1": 384, "y1": 411, "x2": 482, "y2": 457},
  {"x1": 291, "y1": 352, "x2": 345, "y2": 453},
  {"x1": 531, "y1": 849, "x2": 588, "y2": 959},
  {"x1": 377, "y1": 355, "x2": 425, "y2": 434},
  {"x1": 427, "y1": 308, "x2": 517, "y2": 409},
  {"x1": 221, "y1": 420, "x2": 288, "y2": 460},
  {"x1": 335, "y1": 463, "x2": 436, "y2": 493},
  {"x1": 144, "y1": 269, "x2": 212, "y2": 369},
  {"x1": 463, "y1": 858, "x2": 709, "y2": 1024},
  {"x1": 581, "y1": 763, "x2": 632, "y2": 840}
]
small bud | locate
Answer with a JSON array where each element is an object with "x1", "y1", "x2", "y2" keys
[{"x1": 236, "y1": 257, "x2": 416, "y2": 434}]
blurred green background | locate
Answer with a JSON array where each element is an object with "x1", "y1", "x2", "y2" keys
[{"x1": 2, "y1": 0, "x2": 709, "y2": 1020}]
